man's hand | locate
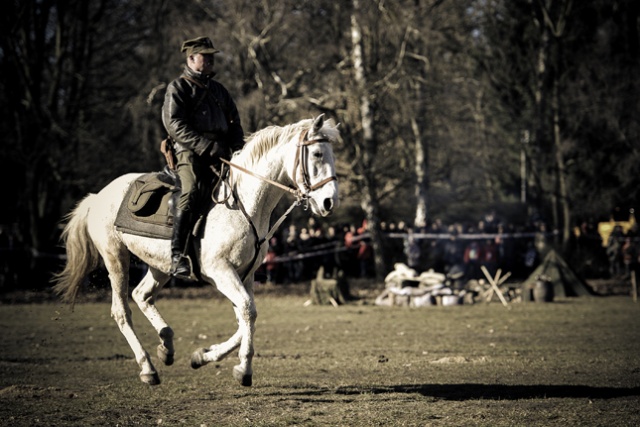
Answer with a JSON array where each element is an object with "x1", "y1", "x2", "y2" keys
[
  {"x1": 209, "y1": 141, "x2": 223, "y2": 158},
  {"x1": 207, "y1": 141, "x2": 231, "y2": 169}
]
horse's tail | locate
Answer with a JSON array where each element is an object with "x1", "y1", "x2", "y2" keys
[{"x1": 52, "y1": 194, "x2": 100, "y2": 307}]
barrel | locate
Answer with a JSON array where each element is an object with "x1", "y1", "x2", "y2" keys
[{"x1": 533, "y1": 279, "x2": 554, "y2": 302}]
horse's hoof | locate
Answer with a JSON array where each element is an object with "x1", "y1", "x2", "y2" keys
[
  {"x1": 140, "y1": 372, "x2": 161, "y2": 385},
  {"x1": 191, "y1": 348, "x2": 208, "y2": 369},
  {"x1": 233, "y1": 366, "x2": 252, "y2": 387},
  {"x1": 157, "y1": 344, "x2": 174, "y2": 366}
]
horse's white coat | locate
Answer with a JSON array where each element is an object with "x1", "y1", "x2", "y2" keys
[{"x1": 54, "y1": 116, "x2": 339, "y2": 386}]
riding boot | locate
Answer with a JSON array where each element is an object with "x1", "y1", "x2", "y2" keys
[{"x1": 170, "y1": 208, "x2": 193, "y2": 279}]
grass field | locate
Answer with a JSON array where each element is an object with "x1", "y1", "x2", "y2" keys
[{"x1": 0, "y1": 287, "x2": 639, "y2": 426}]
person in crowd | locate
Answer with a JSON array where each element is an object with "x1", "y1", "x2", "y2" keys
[
  {"x1": 523, "y1": 241, "x2": 538, "y2": 274},
  {"x1": 483, "y1": 211, "x2": 499, "y2": 233},
  {"x1": 476, "y1": 220, "x2": 487, "y2": 235},
  {"x1": 342, "y1": 224, "x2": 359, "y2": 276},
  {"x1": 480, "y1": 238, "x2": 498, "y2": 278},
  {"x1": 443, "y1": 227, "x2": 464, "y2": 274},
  {"x1": 351, "y1": 220, "x2": 372, "y2": 277},
  {"x1": 419, "y1": 219, "x2": 444, "y2": 271},
  {"x1": 494, "y1": 223, "x2": 505, "y2": 261},
  {"x1": 263, "y1": 247, "x2": 277, "y2": 284},
  {"x1": 344, "y1": 224, "x2": 357, "y2": 248},
  {"x1": 431, "y1": 218, "x2": 445, "y2": 233},
  {"x1": 621, "y1": 236, "x2": 637, "y2": 279},
  {"x1": 283, "y1": 224, "x2": 301, "y2": 283},
  {"x1": 606, "y1": 225, "x2": 624, "y2": 278},
  {"x1": 297, "y1": 228, "x2": 313, "y2": 279},
  {"x1": 264, "y1": 236, "x2": 283, "y2": 284},
  {"x1": 357, "y1": 237, "x2": 373, "y2": 278},
  {"x1": 320, "y1": 225, "x2": 339, "y2": 274},
  {"x1": 533, "y1": 222, "x2": 551, "y2": 260},
  {"x1": 463, "y1": 239, "x2": 482, "y2": 280}
]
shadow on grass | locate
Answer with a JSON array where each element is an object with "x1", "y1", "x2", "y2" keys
[{"x1": 332, "y1": 383, "x2": 640, "y2": 400}]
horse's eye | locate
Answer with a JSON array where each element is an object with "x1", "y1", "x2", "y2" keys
[{"x1": 313, "y1": 151, "x2": 323, "y2": 160}]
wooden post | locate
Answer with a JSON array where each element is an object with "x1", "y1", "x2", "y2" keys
[{"x1": 481, "y1": 266, "x2": 510, "y2": 307}]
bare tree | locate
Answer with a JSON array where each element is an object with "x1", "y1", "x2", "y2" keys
[{"x1": 0, "y1": 0, "x2": 169, "y2": 278}]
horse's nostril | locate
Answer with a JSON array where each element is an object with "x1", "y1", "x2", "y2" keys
[{"x1": 323, "y1": 198, "x2": 334, "y2": 212}]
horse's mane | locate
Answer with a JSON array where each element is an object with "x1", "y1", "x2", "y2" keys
[
  {"x1": 233, "y1": 118, "x2": 338, "y2": 170},
  {"x1": 233, "y1": 120, "x2": 306, "y2": 170}
]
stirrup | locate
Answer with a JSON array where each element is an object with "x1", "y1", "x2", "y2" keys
[{"x1": 171, "y1": 255, "x2": 196, "y2": 281}]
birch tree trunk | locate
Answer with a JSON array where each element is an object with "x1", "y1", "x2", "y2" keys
[
  {"x1": 411, "y1": 80, "x2": 429, "y2": 230},
  {"x1": 544, "y1": 0, "x2": 573, "y2": 249},
  {"x1": 531, "y1": 1, "x2": 550, "y2": 219},
  {"x1": 350, "y1": 0, "x2": 386, "y2": 279},
  {"x1": 552, "y1": 79, "x2": 571, "y2": 248}
]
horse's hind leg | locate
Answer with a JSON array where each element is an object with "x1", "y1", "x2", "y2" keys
[
  {"x1": 132, "y1": 268, "x2": 174, "y2": 366},
  {"x1": 106, "y1": 253, "x2": 160, "y2": 385},
  {"x1": 191, "y1": 325, "x2": 242, "y2": 369}
]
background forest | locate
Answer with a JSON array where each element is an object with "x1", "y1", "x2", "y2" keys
[{"x1": 1, "y1": 0, "x2": 638, "y2": 285}]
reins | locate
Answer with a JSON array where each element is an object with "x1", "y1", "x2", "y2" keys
[
  {"x1": 220, "y1": 158, "x2": 301, "y2": 198},
  {"x1": 219, "y1": 129, "x2": 337, "y2": 205}
]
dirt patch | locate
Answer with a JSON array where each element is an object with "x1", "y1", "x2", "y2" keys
[{"x1": 430, "y1": 356, "x2": 490, "y2": 364}]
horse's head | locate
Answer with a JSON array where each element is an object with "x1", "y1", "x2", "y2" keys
[
  {"x1": 229, "y1": 115, "x2": 339, "y2": 218},
  {"x1": 294, "y1": 115, "x2": 340, "y2": 217}
]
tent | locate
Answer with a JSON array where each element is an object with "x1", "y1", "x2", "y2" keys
[{"x1": 522, "y1": 250, "x2": 595, "y2": 298}]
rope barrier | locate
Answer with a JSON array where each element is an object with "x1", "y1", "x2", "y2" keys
[{"x1": 5, "y1": 229, "x2": 617, "y2": 266}]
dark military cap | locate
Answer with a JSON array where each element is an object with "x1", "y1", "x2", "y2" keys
[{"x1": 181, "y1": 36, "x2": 220, "y2": 56}]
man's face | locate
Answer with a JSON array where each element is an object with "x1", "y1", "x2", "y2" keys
[{"x1": 188, "y1": 53, "x2": 215, "y2": 75}]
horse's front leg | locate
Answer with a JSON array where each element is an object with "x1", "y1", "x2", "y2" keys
[
  {"x1": 191, "y1": 303, "x2": 256, "y2": 387},
  {"x1": 197, "y1": 265, "x2": 256, "y2": 386},
  {"x1": 231, "y1": 297, "x2": 256, "y2": 386},
  {"x1": 132, "y1": 268, "x2": 174, "y2": 366}
]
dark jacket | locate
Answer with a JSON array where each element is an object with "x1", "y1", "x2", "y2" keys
[{"x1": 162, "y1": 66, "x2": 244, "y2": 156}]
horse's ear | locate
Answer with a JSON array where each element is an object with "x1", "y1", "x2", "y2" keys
[{"x1": 312, "y1": 114, "x2": 325, "y2": 133}]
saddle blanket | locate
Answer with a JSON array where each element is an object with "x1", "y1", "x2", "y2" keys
[{"x1": 114, "y1": 171, "x2": 178, "y2": 240}]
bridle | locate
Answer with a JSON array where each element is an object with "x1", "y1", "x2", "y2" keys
[
  {"x1": 220, "y1": 129, "x2": 337, "y2": 207},
  {"x1": 215, "y1": 128, "x2": 337, "y2": 282},
  {"x1": 292, "y1": 130, "x2": 338, "y2": 201}
]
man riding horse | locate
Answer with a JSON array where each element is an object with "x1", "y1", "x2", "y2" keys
[{"x1": 162, "y1": 36, "x2": 245, "y2": 279}]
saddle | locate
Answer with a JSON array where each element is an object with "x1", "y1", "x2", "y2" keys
[{"x1": 114, "y1": 168, "x2": 179, "y2": 240}]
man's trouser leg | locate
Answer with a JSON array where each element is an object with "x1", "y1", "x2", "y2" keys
[{"x1": 170, "y1": 151, "x2": 197, "y2": 279}]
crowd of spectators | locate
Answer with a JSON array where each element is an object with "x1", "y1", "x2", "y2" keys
[
  {"x1": 1, "y1": 210, "x2": 636, "y2": 289},
  {"x1": 383, "y1": 215, "x2": 546, "y2": 282},
  {"x1": 257, "y1": 210, "x2": 640, "y2": 285}
]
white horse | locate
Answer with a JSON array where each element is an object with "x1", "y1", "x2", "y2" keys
[{"x1": 53, "y1": 115, "x2": 339, "y2": 386}]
